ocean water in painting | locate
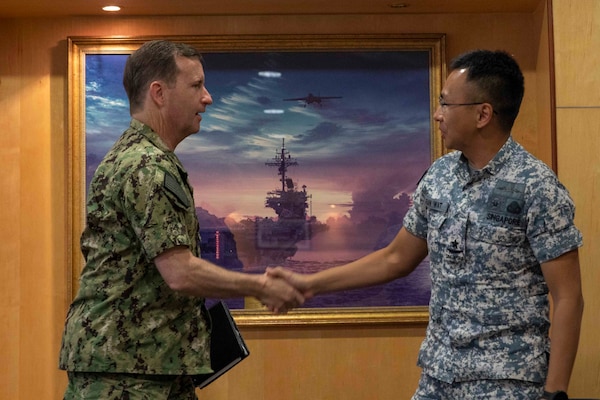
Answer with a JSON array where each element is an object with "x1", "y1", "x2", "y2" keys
[{"x1": 84, "y1": 49, "x2": 433, "y2": 309}]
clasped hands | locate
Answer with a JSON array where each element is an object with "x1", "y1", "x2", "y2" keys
[{"x1": 255, "y1": 267, "x2": 311, "y2": 314}]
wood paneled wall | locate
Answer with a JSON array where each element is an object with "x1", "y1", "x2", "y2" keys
[
  {"x1": 1, "y1": 1, "x2": 597, "y2": 398},
  {"x1": 552, "y1": 0, "x2": 600, "y2": 397}
]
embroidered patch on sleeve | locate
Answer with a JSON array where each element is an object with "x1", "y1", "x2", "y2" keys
[{"x1": 164, "y1": 171, "x2": 190, "y2": 208}]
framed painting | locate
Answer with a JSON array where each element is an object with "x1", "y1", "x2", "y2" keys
[{"x1": 67, "y1": 34, "x2": 446, "y2": 326}]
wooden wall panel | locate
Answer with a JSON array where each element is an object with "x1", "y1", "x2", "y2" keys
[
  {"x1": 201, "y1": 326, "x2": 427, "y2": 400},
  {"x1": 553, "y1": 2, "x2": 600, "y2": 397},
  {"x1": 0, "y1": 19, "x2": 22, "y2": 400},
  {"x1": 533, "y1": 0, "x2": 555, "y2": 168},
  {"x1": 555, "y1": 108, "x2": 600, "y2": 398},
  {"x1": 553, "y1": 0, "x2": 600, "y2": 107},
  {"x1": 0, "y1": 5, "x2": 573, "y2": 398}
]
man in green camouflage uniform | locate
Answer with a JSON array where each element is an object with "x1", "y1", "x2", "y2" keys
[
  {"x1": 268, "y1": 50, "x2": 584, "y2": 400},
  {"x1": 60, "y1": 40, "x2": 304, "y2": 399}
]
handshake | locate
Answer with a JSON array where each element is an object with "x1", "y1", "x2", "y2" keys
[{"x1": 255, "y1": 267, "x2": 312, "y2": 314}]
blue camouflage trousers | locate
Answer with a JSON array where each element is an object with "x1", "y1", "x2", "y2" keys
[
  {"x1": 412, "y1": 373, "x2": 544, "y2": 400},
  {"x1": 64, "y1": 372, "x2": 198, "y2": 400}
]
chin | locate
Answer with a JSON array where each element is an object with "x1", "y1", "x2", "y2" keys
[{"x1": 442, "y1": 136, "x2": 456, "y2": 150}]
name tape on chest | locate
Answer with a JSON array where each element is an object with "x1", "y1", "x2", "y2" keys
[{"x1": 425, "y1": 196, "x2": 449, "y2": 213}]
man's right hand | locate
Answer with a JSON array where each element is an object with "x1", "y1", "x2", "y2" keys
[{"x1": 256, "y1": 272, "x2": 305, "y2": 314}]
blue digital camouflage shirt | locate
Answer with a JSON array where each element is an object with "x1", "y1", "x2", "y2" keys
[
  {"x1": 403, "y1": 136, "x2": 582, "y2": 384},
  {"x1": 59, "y1": 119, "x2": 212, "y2": 375}
]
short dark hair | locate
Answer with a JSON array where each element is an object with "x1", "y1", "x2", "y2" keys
[
  {"x1": 123, "y1": 40, "x2": 204, "y2": 114},
  {"x1": 449, "y1": 49, "x2": 524, "y2": 132}
]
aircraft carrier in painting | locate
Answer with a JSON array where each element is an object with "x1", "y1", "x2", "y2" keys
[
  {"x1": 255, "y1": 139, "x2": 327, "y2": 263},
  {"x1": 198, "y1": 139, "x2": 327, "y2": 269}
]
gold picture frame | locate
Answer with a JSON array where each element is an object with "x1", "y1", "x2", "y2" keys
[{"x1": 67, "y1": 34, "x2": 445, "y2": 326}]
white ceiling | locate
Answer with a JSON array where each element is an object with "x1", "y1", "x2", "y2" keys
[{"x1": 1, "y1": 0, "x2": 542, "y2": 18}]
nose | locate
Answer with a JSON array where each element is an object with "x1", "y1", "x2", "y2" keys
[
  {"x1": 203, "y1": 87, "x2": 213, "y2": 106},
  {"x1": 433, "y1": 105, "x2": 443, "y2": 121}
]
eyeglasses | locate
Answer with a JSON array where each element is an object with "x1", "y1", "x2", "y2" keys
[{"x1": 438, "y1": 96, "x2": 498, "y2": 114}]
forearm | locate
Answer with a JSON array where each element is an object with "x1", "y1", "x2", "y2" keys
[
  {"x1": 182, "y1": 259, "x2": 266, "y2": 299},
  {"x1": 308, "y1": 248, "x2": 401, "y2": 295},
  {"x1": 544, "y1": 296, "x2": 584, "y2": 392},
  {"x1": 155, "y1": 246, "x2": 304, "y2": 313},
  {"x1": 540, "y1": 249, "x2": 584, "y2": 393},
  {"x1": 155, "y1": 246, "x2": 265, "y2": 298}
]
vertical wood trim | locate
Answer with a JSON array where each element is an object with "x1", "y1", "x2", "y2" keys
[{"x1": 547, "y1": 0, "x2": 558, "y2": 173}]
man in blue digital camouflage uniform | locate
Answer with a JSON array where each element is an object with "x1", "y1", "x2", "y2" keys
[
  {"x1": 268, "y1": 50, "x2": 584, "y2": 400},
  {"x1": 59, "y1": 40, "x2": 305, "y2": 399}
]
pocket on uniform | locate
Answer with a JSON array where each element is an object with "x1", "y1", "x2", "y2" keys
[
  {"x1": 428, "y1": 210, "x2": 447, "y2": 230},
  {"x1": 468, "y1": 223, "x2": 525, "y2": 246}
]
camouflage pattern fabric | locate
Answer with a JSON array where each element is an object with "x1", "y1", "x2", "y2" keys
[
  {"x1": 63, "y1": 371, "x2": 198, "y2": 400},
  {"x1": 59, "y1": 119, "x2": 212, "y2": 375},
  {"x1": 403, "y1": 136, "x2": 583, "y2": 384},
  {"x1": 411, "y1": 372, "x2": 544, "y2": 400}
]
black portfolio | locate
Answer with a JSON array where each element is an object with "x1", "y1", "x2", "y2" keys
[{"x1": 192, "y1": 301, "x2": 250, "y2": 389}]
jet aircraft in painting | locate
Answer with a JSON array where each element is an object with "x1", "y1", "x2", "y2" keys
[{"x1": 283, "y1": 93, "x2": 342, "y2": 107}]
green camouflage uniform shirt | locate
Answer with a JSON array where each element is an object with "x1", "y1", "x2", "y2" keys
[{"x1": 59, "y1": 119, "x2": 212, "y2": 375}]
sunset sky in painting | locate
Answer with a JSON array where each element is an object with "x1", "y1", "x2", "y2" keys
[{"x1": 85, "y1": 50, "x2": 433, "y2": 224}]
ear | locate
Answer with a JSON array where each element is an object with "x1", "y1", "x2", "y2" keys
[
  {"x1": 476, "y1": 103, "x2": 494, "y2": 128},
  {"x1": 148, "y1": 80, "x2": 165, "y2": 106}
]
